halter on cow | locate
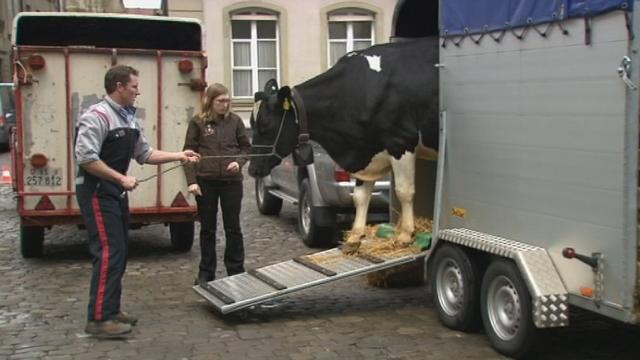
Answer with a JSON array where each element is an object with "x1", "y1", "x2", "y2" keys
[{"x1": 249, "y1": 37, "x2": 440, "y2": 251}]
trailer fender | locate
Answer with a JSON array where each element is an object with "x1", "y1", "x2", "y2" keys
[{"x1": 439, "y1": 228, "x2": 569, "y2": 328}]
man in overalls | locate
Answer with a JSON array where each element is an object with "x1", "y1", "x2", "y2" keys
[{"x1": 74, "y1": 65, "x2": 200, "y2": 338}]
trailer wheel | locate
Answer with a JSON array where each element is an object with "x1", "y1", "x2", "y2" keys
[
  {"x1": 255, "y1": 177, "x2": 282, "y2": 215},
  {"x1": 481, "y1": 259, "x2": 537, "y2": 358},
  {"x1": 298, "y1": 179, "x2": 335, "y2": 248},
  {"x1": 169, "y1": 221, "x2": 194, "y2": 252},
  {"x1": 431, "y1": 243, "x2": 480, "y2": 331},
  {"x1": 20, "y1": 226, "x2": 44, "y2": 258}
]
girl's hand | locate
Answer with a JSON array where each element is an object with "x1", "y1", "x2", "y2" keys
[
  {"x1": 226, "y1": 161, "x2": 240, "y2": 173},
  {"x1": 187, "y1": 183, "x2": 202, "y2": 196}
]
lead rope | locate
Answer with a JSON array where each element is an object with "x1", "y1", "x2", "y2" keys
[
  {"x1": 135, "y1": 152, "x2": 271, "y2": 184},
  {"x1": 135, "y1": 108, "x2": 291, "y2": 185},
  {"x1": 120, "y1": 152, "x2": 274, "y2": 198}
]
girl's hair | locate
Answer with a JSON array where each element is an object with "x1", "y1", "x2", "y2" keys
[{"x1": 199, "y1": 83, "x2": 230, "y2": 121}]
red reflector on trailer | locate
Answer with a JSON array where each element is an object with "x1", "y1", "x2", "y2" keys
[
  {"x1": 30, "y1": 153, "x2": 48, "y2": 168},
  {"x1": 28, "y1": 54, "x2": 46, "y2": 70},
  {"x1": 35, "y1": 196, "x2": 55, "y2": 211},
  {"x1": 171, "y1": 192, "x2": 189, "y2": 207},
  {"x1": 178, "y1": 59, "x2": 194, "y2": 74}
]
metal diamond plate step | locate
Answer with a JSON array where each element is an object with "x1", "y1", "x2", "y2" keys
[{"x1": 194, "y1": 247, "x2": 424, "y2": 314}]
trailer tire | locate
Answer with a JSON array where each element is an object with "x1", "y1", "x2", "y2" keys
[
  {"x1": 169, "y1": 221, "x2": 194, "y2": 252},
  {"x1": 20, "y1": 226, "x2": 44, "y2": 258},
  {"x1": 481, "y1": 259, "x2": 537, "y2": 359},
  {"x1": 431, "y1": 243, "x2": 480, "y2": 331},
  {"x1": 255, "y1": 177, "x2": 282, "y2": 215},
  {"x1": 298, "y1": 179, "x2": 335, "y2": 248}
]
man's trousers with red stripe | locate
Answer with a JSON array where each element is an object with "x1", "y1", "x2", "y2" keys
[{"x1": 77, "y1": 181, "x2": 129, "y2": 322}]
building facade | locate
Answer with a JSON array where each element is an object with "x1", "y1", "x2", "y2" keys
[{"x1": 167, "y1": 0, "x2": 202, "y2": 20}]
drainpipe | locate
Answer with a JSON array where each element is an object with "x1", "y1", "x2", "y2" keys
[{"x1": 161, "y1": 0, "x2": 168, "y2": 16}]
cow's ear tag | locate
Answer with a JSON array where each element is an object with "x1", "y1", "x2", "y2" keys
[{"x1": 282, "y1": 98, "x2": 291, "y2": 111}]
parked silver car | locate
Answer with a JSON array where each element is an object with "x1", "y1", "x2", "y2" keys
[{"x1": 255, "y1": 140, "x2": 389, "y2": 247}]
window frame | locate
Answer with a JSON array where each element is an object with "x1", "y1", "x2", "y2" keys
[
  {"x1": 327, "y1": 11, "x2": 375, "y2": 67},
  {"x1": 230, "y1": 12, "x2": 280, "y2": 99}
]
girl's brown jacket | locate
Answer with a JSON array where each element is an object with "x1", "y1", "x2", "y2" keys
[{"x1": 182, "y1": 112, "x2": 251, "y2": 185}]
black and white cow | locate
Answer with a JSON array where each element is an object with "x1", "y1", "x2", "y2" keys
[{"x1": 249, "y1": 36, "x2": 439, "y2": 249}]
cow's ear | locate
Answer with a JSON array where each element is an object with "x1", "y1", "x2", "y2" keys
[
  {"x1": 277, "y1": 86, "x2": 291, "y2": 106},
  {"x1": 264, "y1": 79, "x2": 279, "y2": 94},
  {"x1": 254, "y1": 91, "x2": 268, "y2": 102}
]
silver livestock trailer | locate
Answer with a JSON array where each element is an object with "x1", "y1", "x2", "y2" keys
[
  {"x1": 194, "y1": 0, "x2": 640, "y2": 357},
  {"x1": 390, "y1": 0, "x2": 640, "y2": 357}
]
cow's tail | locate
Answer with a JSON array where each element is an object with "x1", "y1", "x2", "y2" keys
[{"x1": 416, "y1": 133, "x2": 438, "y2": 161}]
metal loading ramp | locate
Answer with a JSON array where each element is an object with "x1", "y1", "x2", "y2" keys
[{"x1": 193, "y1": 247, "x2": 425, "y2": 314}]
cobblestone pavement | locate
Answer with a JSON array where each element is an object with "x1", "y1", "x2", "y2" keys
[{"x1": 1, "y1": 169, "x2": 640, "y2": 359}]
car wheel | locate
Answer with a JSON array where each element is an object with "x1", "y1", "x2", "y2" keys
[
  {"x1": 431, "y1": 243, "x2": 481, "y2": 331},
  {"x1": 481, "y1": 259, "x2": 538, "y2": 359},
  {"x1": 298, "y1": 179, "x2": 335, "y2": 248},
  {"x1": 20, "y1": 226, "x2": 44, "y2": 258},
  {"x1": 255, "y1": 177, "x2": 282, "y2": 215},
  {"x1": 169, "y1": 221, "x2": 194, "y2": 252}
]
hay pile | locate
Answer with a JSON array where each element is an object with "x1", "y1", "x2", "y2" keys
[
  {"x1": 342, "y1": 218, "x2": 433, "y2": 288},
  {"x1": 342, "y1": 217, "x2": 433, "y2": 258}
]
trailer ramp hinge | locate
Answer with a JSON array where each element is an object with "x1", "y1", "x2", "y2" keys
[
  {"x1": 562, "y1": 248, "x2": 604, "y2": 307},
  {"x1": 178, "y1": 78, "x2": 207, "y2": 91},
  {"x1": 617, "y1": 56, "x2": 637, "y2": 90}
]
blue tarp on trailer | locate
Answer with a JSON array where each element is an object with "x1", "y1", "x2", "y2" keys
[{"x1": 441, "y1": 0, "x2": 632, "y2": 36}]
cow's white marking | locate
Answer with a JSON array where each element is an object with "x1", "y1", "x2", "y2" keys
[{"x1": 364, "y1": 55, "x2": 382, "y2": 72}]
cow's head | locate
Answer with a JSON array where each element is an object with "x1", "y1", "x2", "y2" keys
[{"x1": 248, "y1": 80, "x2": 299, "y2": 178}]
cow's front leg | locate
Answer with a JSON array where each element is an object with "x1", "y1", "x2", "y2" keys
[
  {"x1": 343, "y1": 180, "x2": 374, "y2": 254},
  {"x1": 391, "y1": 152, "x2": 416, "y2": 247}
]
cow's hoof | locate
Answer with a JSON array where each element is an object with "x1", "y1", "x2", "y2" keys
[
  {"x1": 395, "y1": 233, "x2": 414, "y2": 248},
  {"x1": 341, "y1": 241, "x2": 361, "y2": 255}
]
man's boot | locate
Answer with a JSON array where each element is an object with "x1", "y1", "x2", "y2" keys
[
  {"x1": 114, "y1": 312, "x2": 138, "y2": 326},
  {"x1": 85, "y1": 320, "x2": 132, "y2": 339}
]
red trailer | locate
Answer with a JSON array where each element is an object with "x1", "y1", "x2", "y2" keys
[{"x1": 11, "y1": 12, "x2": 206, "y2": 257}]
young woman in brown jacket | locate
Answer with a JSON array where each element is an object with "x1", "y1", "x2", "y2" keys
[{"x1": 182, "y1": 83, "x2": 251, "y2": 284}]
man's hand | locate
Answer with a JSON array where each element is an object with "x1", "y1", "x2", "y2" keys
[
  {"x1": 181, "y1": 150, "x2": 201, "y2": 164},
  {"x1": 120, "y1": 175, "x2": 138, "y2": 191},
  {"x1": 187, "y1": 183, "x2": 202, "y2": 196},
  {"x1": 226, "y1": 161, "x2": 240, "y2": 173}
]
